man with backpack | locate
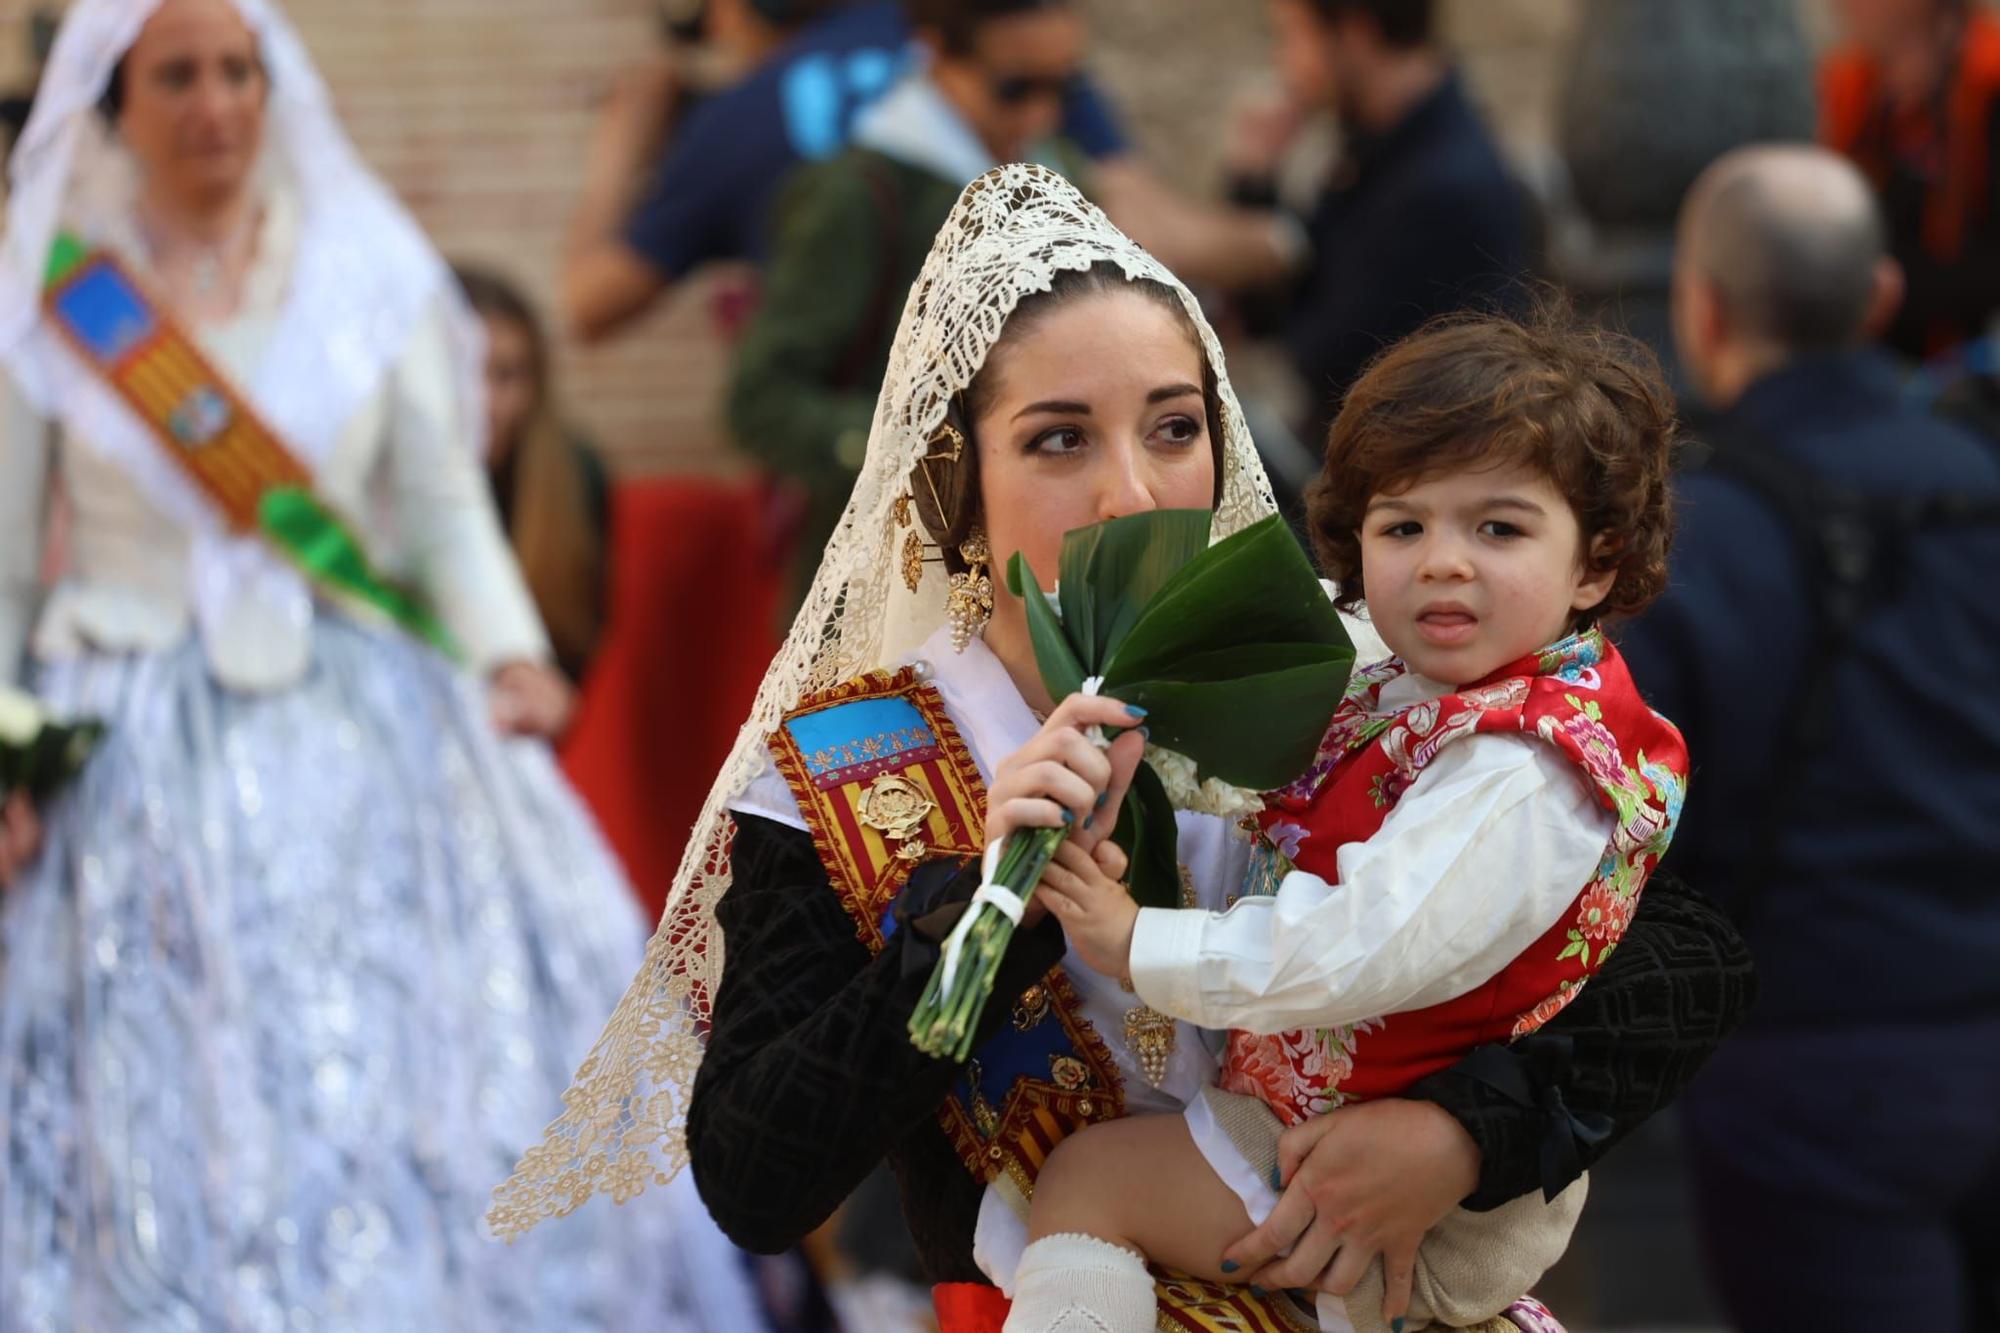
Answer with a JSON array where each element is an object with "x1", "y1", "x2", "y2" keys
[
  {"x1": 724, "y1": 0, "x2": 1098, "y2": 597},
  {"x1": 1624, "y1": 142, "x2": 2000, "y2": 1330}
]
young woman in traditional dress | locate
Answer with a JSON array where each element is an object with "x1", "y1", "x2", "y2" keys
[{"x1": 0, "y1": 1, "x2": 750, "y2": 1326}]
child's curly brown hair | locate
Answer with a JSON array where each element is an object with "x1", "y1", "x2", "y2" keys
[{"x1": 1306, "y1": 303, "x2": 1678, "y2": 626}]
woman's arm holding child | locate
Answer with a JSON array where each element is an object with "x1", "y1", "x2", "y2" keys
[{"x1": 1220, "y1": 877, "x2": 1756, "y2": 1310}]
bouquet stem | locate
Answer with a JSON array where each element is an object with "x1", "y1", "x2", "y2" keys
[{"x1": 907, "y1": 823, "x2": 1069, "y2": 1062}]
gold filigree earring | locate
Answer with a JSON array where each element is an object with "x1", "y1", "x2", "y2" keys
[
  {"x1": 894, "y1": 493, "x2": 925, "y2": 593},
  {"x1": 947, "y1": 530, "x2": 993, "y2": 652}
]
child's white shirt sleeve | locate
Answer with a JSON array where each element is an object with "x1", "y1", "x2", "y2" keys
[{"x1": 1127, "y1": 731, "x2": 1614, "y2": 1036}]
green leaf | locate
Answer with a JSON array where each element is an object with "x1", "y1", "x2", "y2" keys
[
  {"x1": 1121, "y1": 641, "x2": 1343, "y2": 685},
  {"x1": 1058, "y1": 510, "x2": 1212, "y2": 671},
  {"x1": 1055, "y1": 526, "x2": 1102, "y2": 674},
  {"x1": 1109, "y1": 516, "x2": 1348, "y2": 690},
  {"x1": 1007, "y1": 550, "x2": 1086, "y2": 702},
  {"x1": 1112, "y1": 759, "x2": 1183, "y2": 911},
  {"x1": 1115, "y1": 658, "x2": 1354, "y2": 789}
]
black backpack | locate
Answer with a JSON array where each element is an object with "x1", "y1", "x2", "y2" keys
[{"x1": 1681, "y1": 429, "x2": 2000, "y2": 923}]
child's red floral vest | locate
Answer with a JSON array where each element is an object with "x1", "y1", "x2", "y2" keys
[{"x1": 1220, "y1": 628, "x2": 1689, "y2": 1125}]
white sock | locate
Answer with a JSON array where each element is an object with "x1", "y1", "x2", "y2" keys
[{"x1": 1002, "y1": 1232, "x2": 1156, "y2": 1333}]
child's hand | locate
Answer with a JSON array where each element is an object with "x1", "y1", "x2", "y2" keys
[{"x1": 1036, "y1": 838, "x2": 1138, "y2": 981}]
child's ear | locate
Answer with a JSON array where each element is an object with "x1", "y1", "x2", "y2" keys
[{"x1": 1572, "y1": 532, "x2": 1620, "y2": 612}]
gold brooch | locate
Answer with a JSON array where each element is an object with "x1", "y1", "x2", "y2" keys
[
  {"x1": 1013, "y1": 983, "x2": 1050, "y2": 1030},
  {"x1": 857, "y1": 772, "x2": 935, "y2": 861},
  {"x1": 1123, "y1": 1004, "x2": 1177, "y2": 1089}
]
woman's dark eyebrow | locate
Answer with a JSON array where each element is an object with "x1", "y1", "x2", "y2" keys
[
  {"x1": 1013, "y1": 399, "x2": 1092, "y2": 421},
  {"x1": 1012, "y1": 382, "x2": 1201, "y2": 422}
]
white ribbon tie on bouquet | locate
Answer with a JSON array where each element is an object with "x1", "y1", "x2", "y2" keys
[{"x1": 936, "y1": 676, "x2": 1112, "y2": 996}]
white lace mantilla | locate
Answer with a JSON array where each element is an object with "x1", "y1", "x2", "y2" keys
[{"x1": 488, "y1": 163, "x2": 1279, "y2": 1238}]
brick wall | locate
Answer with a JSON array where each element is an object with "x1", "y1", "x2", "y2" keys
[
  {"x1": 288, "y1": 0, "x2": 741, "y2": 478},
  {"x1": 0, "y1": 0, "x2": 1881, "y2": 476}
]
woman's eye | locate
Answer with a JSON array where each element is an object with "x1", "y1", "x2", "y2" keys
[
  {"x1": 1028, "y1": 427, "x2": 1086, "y2": 456},
  {"x1": 1153, "y1": 415, "x2": 1203, "y2": 447},
  {"x1": 154, "y1": 59, "x2": 197, "y2": 91},
  {"x1": 223, "y1": 56, "x2": 258, "y2": 86}
]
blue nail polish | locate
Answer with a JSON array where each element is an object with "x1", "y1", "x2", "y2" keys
[
  {"x1": 1250, "y1": 1285, "x2": 1268, "y2": 1299},
  {"x1": 1269, "y1": 1165, "x2": 1283, "y2": 1189},
  {"x1": 1083, "y1": 815, "x2": 1094, "y2": 831},
  {"x1": 1061, "y1": 810, "x2": 1074, "y2": 825},
  {"x1": 1095, "y1": 792, "x2": 1108, "y2": 809},
  {"x1": 1124, "y1": 704, "x2": 1148, "y2": 719},
  {"x1": 1392, "y1": 1320, "x2": 1406, "y2": 1333},
  {"x1": 1139, "y1": 725, "x2": 1151, "y2": 741},
  {"x1": 1220, "y1": 1260, "x2": 1238, "y2": 1275}
]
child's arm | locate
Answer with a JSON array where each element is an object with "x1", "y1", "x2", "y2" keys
[
  {"x1": 1132, "y1": 735, "x2": 1613, "y2": 1034},
  {"x1": 1037, "y1": 837, "x2": 1140, "y2": 981}
]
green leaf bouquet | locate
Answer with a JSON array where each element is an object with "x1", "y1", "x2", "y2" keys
[{"x1": 907, "y1": 510, "x2": 1355, "y2": 1061}]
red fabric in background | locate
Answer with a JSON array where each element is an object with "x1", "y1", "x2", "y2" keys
[
  {"x1": 932, "y1": 1283, "x2": 1009, "y2": 1332},
  {"x1": 560, "y1": 479, "x2": 783, "y2": 920}
]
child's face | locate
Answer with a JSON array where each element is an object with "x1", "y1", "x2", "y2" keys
[{"x1": 1358, "y1": 461, "x2": 1616, "y2": 685}]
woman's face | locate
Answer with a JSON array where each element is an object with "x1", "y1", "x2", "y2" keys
[
  {"x1": 480, "y1": 312, "x2": 541, "y2": 461},
  {"x1": 117, "y1": 0, "x2": 267, "y2": 211},
  {"x1": 973, "y1": 287, "x2": 1216, "y2": 625}
]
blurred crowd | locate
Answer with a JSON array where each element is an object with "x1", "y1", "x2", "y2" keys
[{"x1": 2, "y1": 0, "x2": 1998, "y2": 1330}]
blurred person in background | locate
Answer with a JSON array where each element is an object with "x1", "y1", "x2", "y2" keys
[
  {"x1": 1228, "y1": 0, "x2": 1529, "y2": 453},
  {"x1": 565, "y1": 0, "x2": 1290, "y2": 346},
  {"x1": 726, "y1": 0, "x2": 1113, "y2": 600},
  {"x1": 564, "y1": 0, "x2": 882, "y2": 344},
  {"x1": 577, "y1": 0, "x2": 1293, "y2": 608},
  {"x1": 566, "y1": 0, "x2": 1119, "y2": 344},
  {"x1": 456, "y1": 264, "x2": 611, "y2": 685},
  {"x1": 1823, "y1": 0, "x2": 2000, "y2": 359},
  {"x1": 1624, "y1": 142, "x2": 2000, "y2": 1331},
  {"x1": 1548, "y1": 0, "x2": 1814, "y2": 416},
  {"x1": 0, "y1": 1, "x2": 739, "y2": 1326}
]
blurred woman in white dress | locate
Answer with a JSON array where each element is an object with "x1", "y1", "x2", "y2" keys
[{"x1": 0, "y1": 1, "x2": 753, "y2": 1327}]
